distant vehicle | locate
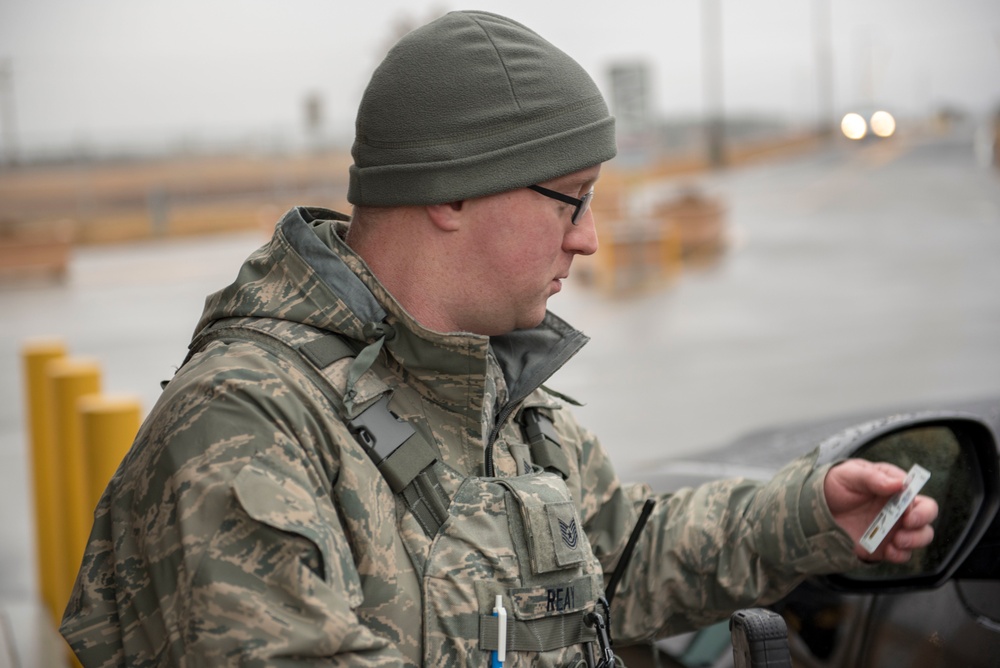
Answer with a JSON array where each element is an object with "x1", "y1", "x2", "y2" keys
[
  {"x1": 617, "y1": 399, "x2": 1000, "y2": 668},
  {"x1": 841, "y1": 110, "x2": 897, "y2": 140}
]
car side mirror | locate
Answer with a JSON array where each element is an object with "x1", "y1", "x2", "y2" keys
[{"x1": 814, "y1": 412, "x2": 1000, "y2": 591}]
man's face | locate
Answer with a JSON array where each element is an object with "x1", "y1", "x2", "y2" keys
[{"x1": 455, "y1": 164, "x2": 601, "y2": 335}]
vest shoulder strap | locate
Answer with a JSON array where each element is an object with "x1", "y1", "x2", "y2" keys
[
  {"x1": 182, "y1": 318, "x2": 449, "y2": 537},
  {"x1": 520, "y1": 406, "x2": 570, "y2": 479},
  {"x1": 183, "y1": 320, "x2": 572, "y2": 536}
]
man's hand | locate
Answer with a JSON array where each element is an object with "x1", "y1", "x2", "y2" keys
[{"x1": 824, "y1": 459, "x2": 939, "y2": 563}]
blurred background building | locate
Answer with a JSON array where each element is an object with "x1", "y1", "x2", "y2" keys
[{"x1": 2, "y1": 0, "x2": 997, "y2": 245}]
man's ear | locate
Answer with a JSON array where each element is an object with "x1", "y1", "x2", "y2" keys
[{"x1": 426, "y1": 201, "x2": 465, "y2": 232}]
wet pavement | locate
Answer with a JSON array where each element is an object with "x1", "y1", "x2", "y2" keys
[
  {"x1": 2, "y1": 123, "x2": 999, "y2": 665},
  {"x1": 556, "y1": 129, "x2": 1000, "y2": 474}
]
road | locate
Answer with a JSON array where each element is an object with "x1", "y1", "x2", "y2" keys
[
  {"x1": 551, "y1": 125, "x2": 1000, "y2": 476},
  {"x1": 1, "y1": 122, "x2": 999, "y2": 664}
]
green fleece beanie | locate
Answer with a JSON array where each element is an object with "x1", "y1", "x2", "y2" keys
[{"x1": 347, "y1": 10, "x2": 617, "y2": 206}]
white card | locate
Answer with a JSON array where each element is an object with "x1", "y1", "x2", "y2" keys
[{"x1": 860, "y1": 464, "x2": 931, "y2": 554}]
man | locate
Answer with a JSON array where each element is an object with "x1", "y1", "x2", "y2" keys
[{"x1": 61, "y1": 11, "x2": 936, "y2": 667}]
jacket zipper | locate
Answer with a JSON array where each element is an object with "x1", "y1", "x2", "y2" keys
[{"x1": 484, "y1": 401, "x2": 521, "y2": 477}]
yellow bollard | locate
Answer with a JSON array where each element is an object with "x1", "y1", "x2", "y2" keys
[
  {"x1": 21, "y1": 338, "x2": 69, "y2": 625},
  {"x1": 47, "y1": 357, "x2": 101, "y2": 612},
  {"x1": 79, "y1": 394, "x2": 141, "y2": 512}
]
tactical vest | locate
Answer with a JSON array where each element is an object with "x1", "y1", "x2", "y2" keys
[{"x1": 186, "y1": 317, "x2": 612, "y2": 667}]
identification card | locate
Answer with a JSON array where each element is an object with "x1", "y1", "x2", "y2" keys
[{"x1": 860, "y1": 463, "x2": 931, "y2": 554}]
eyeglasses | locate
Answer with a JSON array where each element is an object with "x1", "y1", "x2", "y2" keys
[{"x1": 528, "y1": 184, "x2": 594, "y2": 225}]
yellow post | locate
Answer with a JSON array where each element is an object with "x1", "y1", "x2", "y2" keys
[
  {"x1": 21, "y1": 338, "x2": 69, "y2": 625},
  {"x1": 47, "y1": 357, "x2": 101, "y2": 612},
  {"x1": 79, "y1": 394, "x2": 141, "y2": 512}
]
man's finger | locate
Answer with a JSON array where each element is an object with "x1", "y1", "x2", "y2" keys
[
  {"x1": 900, "y1": 495, "x2": 939, "y2": 530},
  {"x1": 827, "y1": 460, "x2": 907, "y2": 513},
  {"x1": 858, "y1": 461, "x2": 907, "y2": 495},
  {"x1": 892, "y1": 523, "x2": 935, "y2": 551}
]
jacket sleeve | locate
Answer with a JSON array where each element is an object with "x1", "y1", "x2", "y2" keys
[
  {"x1": 61, "y1": 342, "x2": 410, "y2": 667},
  {"x1": 561, "y1": 412, "x2": 861, "y2": 642}
]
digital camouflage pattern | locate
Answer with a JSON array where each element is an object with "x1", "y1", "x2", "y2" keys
[{"x1": 61, "y1": 207, "x2": 861, "y2": 666}]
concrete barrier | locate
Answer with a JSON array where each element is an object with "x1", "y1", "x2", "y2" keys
[
  {"x1": 654, "y1": 190, "x2": 727, "y2": 263},
  {"x1": 578, "y1": 169, "x2": 712, "y2": 296},
  {"x1": 0, "y1": 219, "x2": 75, "y2": 282}
]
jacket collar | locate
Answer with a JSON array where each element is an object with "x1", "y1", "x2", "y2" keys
[{"x1": 210, "y1": 206, "x2": 590, "y2": 417}]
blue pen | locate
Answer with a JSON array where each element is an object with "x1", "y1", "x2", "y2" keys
[{"x1": 491, "y1": 595, "x2": 507, "y2": 668}]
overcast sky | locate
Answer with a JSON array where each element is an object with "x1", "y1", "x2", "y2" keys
[{"x1": 1, "y1": 0, "x2": 999, "y2": 156}]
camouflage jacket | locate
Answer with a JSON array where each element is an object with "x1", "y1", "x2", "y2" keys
[{"x1": 61, "y1": 206, "x2": 859, "y2": 667}]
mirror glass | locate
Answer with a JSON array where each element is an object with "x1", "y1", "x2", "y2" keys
[{"x1": 845, "y1": 424, "x2": 980, "y2": 580}]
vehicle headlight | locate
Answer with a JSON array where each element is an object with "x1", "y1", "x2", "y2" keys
[
  {"x1": 870, "y1": 110, "x2": 897, "y2": 138},
  {"x1": 841, "y1": 112, "x2": 868, "y2": 140}
]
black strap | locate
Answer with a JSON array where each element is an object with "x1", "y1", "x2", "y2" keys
[
  {"x1": 400, "y1": 469, "x2": 451, "y2": 537},
  {"x1": 604, "y1": 499, "x2": 656, "y2": 608},
  {"x1": 299, "y1": 334, "x2": 356, "y2": 369},
  {"x1": 182, "y1": 324, "x2": 348, "y2": 402},
  {"x1": 349, "y1": 394, "x2": 418, "y2": 466},
  {"x1": 184, "y1": 320, "x2": 451, "y2": 539},
  {"x1": 348, "y1": 394, "x2": 449, "y2": 536},
  {"x1": 521, "y1": 407, "x2": 570, "y2": 479}
]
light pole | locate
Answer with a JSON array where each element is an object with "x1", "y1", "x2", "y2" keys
[
  {"x1": 0, "y1": 58, "x2": 19, "y2": 166},
  {"x1": 813, "y1": 0, "x2": 835, "y2": 137},
  {"x1": 702, "y1": 0, "x2": 725, "y2": 168}
]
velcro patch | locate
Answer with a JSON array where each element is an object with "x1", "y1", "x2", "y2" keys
[{"x1": 546, "y1": 501, "x2": 584, "y2": 568}]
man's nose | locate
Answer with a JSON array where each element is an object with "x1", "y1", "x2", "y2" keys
[{"x1": 565, "y1": 209, "x2": 599, "y2": 256}]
